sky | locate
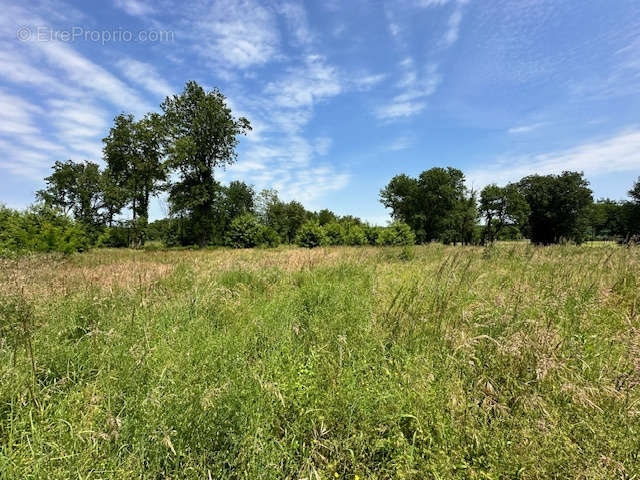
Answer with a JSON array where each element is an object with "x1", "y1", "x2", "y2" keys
[{"x1": 1, "y1": 0, "x2": 639, "y2": 224}]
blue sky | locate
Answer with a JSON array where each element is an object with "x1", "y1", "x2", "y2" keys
[{"x1": 1, "y1": 0, "x2": 639, "y2": 224}]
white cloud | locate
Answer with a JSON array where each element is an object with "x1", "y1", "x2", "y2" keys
[
  {"x1": 0, "y1": 138, "x2": 52, "y2": 180},
  {"x1": 192, "y1": 0, "x2": 280, "y2": 70},
  {"x1": 265, "y1": 55, "x2": 341, "y2": 109},
  {"x1": 352, "y1": 73, "x2": 387, "y2": 91},
  {"x1": 415, "y1": 0, "x2": 452, "y2": 6},
  {"x1": 0, "y1": 89, "x2": 42, "y2": 135},
  {"x1": 388, "y1": 136, "x2": 414, "y2": 151},
  {"x1": 29, "y1": 40, "x2": 151, "y2": 113},
  {"x1": 508, "y1": 122, "x2": 546, "y2": 134},
  {"x1": 444, "y1": 5, "x2": 463, "y2": 46},
  {"x1": 0, "y1": 47, "x2": 77, "y2": 98},
  {"x1": 113, "y1": 0, "x2": 154, "y2": 16},
  {"x1": 376, "y1": 102, "x2": 426, "y2": 119},
  {"x1": 375, "y1": 63, "x2": 441, "y2": 120},
  {"x1": 314, "y1": 137, "x2": 332, "y2": 156},
  {"x1": 226, "y1": 136, "x2": 349, "y2": 203},
  {"x1": 116, "y1": 58, "x2": 173, "y2": 99},
  {"x1": 279, "y1": 2, "x2": 312, "y2": 45},
  {"x1": 468, "y1": 128, "x2": 640, "y2": 187}
]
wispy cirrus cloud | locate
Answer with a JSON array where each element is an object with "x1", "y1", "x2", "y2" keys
[
  {"x1": 388, "y1": 135, "x2": 415, "y2": 151},
  {"x1": 469, "y1": 128, "x2": 640, "y2": 188},
  {"x1": 116, "y1": 58, "x2": 173, "y2": 99},
  {"x1": 190, "y1": 0, "x2": 280, "y2": 71},
  {"x1": 375, "y1": 62, "x2": 441, "y2": 119},
  {"x1": 113, "y1": 0, "x2": 155, "y2": 16},
  {"x1": 508, "y1": 122, "x2": 546, "y2": 134},
  {"x1": 443, "y1": 0, "x2": 467, "y2": 46},
  {"x1": 278, "y1": 1, "x2": 313, "y2": 46},
  {"x1": 0, "y1": 89, "x2": 42, "y2": 135},
  {"x1": 265, "y1": 54, "x2": 341, "y2": 110}
]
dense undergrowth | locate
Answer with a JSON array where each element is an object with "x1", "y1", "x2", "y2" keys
[{"x1": 0, "y1": 244, "x2": 639, "y2": 478}]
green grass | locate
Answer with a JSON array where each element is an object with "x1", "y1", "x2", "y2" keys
[{"x1": 1, "y1": 244, "x2": 639, "y2": 479}]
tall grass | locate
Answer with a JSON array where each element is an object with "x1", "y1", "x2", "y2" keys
[{"x1": 0, "y1": 244, "x2": 639, "y2": 478}]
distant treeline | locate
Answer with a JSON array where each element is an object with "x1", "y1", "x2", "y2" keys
[
  {"x1": 1, "y1": 81, "x2": 639, "y2": 255},
  {"x1": 381, "y1": 167, "x2": 640, "y2": 246}
]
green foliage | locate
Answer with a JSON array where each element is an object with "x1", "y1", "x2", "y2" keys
[
  {"x1": 480, "y1": 183, "x2": 529, "y2": 243},
  {"x1": 363, "y1": 224, "x2": 383, "y2": 245},
  {"x1": 517, "y1": 171, "x2": 593, "y2": 244},
  {"x1": 343, "y1": 223, "x2": 367, "y2": 246},
  {"x1": 0, "y1": 205, "x2": 89, "y2": 255},
  {"x1": 103, "y1": 112, "x2": 167, "y2": 247},
  {"x1": 296, "y1": 221, "x2": 328, "y2": 248},
  {"x1": 37, "y1": 160, "x2": 105, "y2": 231},
  {"x1": 96, "y1": 224, "x2": 132, "y2": 248},
  {"x1": 162, "y1": 217, "x2": 195, "y2": 247},
  {"x1": 225, "y1": 214, "x2": 262, "y2": 248},
  {"x1": 377, "y1": 222, "x2": 415, "y2": 246},
  {"x1": 265, "y1": 199, "x2": 309, "y2": 244},
  {"x1": 316, "y1": 208, "x2": 337, "y2": 225},
  {"x1": 257, "y1": 225, "x2": 281, "y2": 248},
  {"x1": 380, "y1": 167, "x2": 473, "y2": 243},
  {"x1": 162, "y1": 81, "x2": 251, "y2": 247},
  {"x1": 146, "y1": 218, "x2": 172, "y2": 242},
  {"x1": 323, "y1": 222, "x2": 345, "y2": 245}
]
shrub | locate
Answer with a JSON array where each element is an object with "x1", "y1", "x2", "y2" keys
[
  {"x1": 324, "y1": 222, "x2": 345, "y2": 245},
  {"x1": 0, "y1": 205, "x2": 89, "y2": 255},
  {"x1": 226, "y1": 214, "x2": 262, "y2": 248},
  {"x1": 258, "y1": 225, "x2": 281, "y2": 248},
  {"x1": 296, "y1": 221, "x2": 328, "y2": 248},
  {"x1": 363, "y1": 224, "x2": 383, "y2": 245},
  {"x1": 377, "y1": 222, "x2": 415, "y2": 246},
  {"x1": 97, "y1": 224, "x2": 131, "y2": 248},
  {"x1": 343, "y1": 224, "x2": 367, "y2": 246}
]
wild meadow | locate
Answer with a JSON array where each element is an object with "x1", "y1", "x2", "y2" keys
[{"x1": 1, "y1": 243, "x2": 639, "y2": 479}]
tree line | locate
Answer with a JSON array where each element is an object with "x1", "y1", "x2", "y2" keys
[
  {"x1": 381, "y1": 167, "x2": 640, "y2": 245},
  {"x1": 380, "y1": 167, "x2": 640, "y2": 245},
  {"x1": 1, "y1": 81, "x2": 639, "y2": 254}
]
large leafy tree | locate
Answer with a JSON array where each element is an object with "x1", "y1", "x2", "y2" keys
[
  {"x1": 266, "y1": 200, "x2": 308, "y2": 244},
  {"x1": 480, "y1": 183, "x2": 530, "y2": 243},
  {"x1": 517, "y1": 171, "x2": 593, "y2": 244},
  {"x1": 162, "y1": 81, "x2": 251, "y2": 247},
  {"x1": 630, "y1": 177, "x2": 640, "y2": 204},
  {"x1": 380, "y1": 167, "x2": 468, "y2": 243},
  {"x1": 447, "y1": 189, "x2": 479, "y2": 245},
  {"x1": 223, "y1": 181, "x2": 255, "y2": 219},
  {"x1": 625, "y1": 177, "x2": 640, "y2": 240},
  {"x1": 317, "y1": 208, "x2": 337, "y2": 226},
  {"x1": 37, "y1": 160, "x2": 104, "y2": 229},
  {"x1": 254, "y1": 189, "x2": 309, "y2": 244},
  {"x1": 585, "y1": 199, "x2": 625, "y2": 240},
  {"x1": 103, "y1": 112, "x2": 167, "y2": 246}
]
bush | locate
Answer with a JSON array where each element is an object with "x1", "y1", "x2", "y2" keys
[
  {"x1": 343, "y1": 224, "x2": 367, "y2": 246},
  {"x1": 0, "y1": 205, "x2": 89, "y2": 255},
  {"x1": 163, "y1": 217, "x2": 195, "y2": 247},
  {"x1": 225, "y1": 214, "x2": 262, "y2": 248},
  {"x1": 97, "y1": 224, "x2": 131, "y2": 248},
  {"x1": 363, "y1": 224, "x2": 383, "y2": 245},
  {"x1": 377, "y1": 222, "x2": 415, "y2": 246},
  {"x1": 257, "y1": 225, "x2": 281, "y2": 248},
  {"x1": 296, "y1": 221, "x2": 328, "y2": 248},
  {"x1": 324, "y1": 222, "x2": 345, "y2": 245}
]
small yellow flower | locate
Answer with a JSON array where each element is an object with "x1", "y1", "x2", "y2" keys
[
  {"x1": 334, "y1": 474, "x2": 339, "y2": 478},
  {"x1": 355, "y1": 476, "x2": 360, "y2": 480}
]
